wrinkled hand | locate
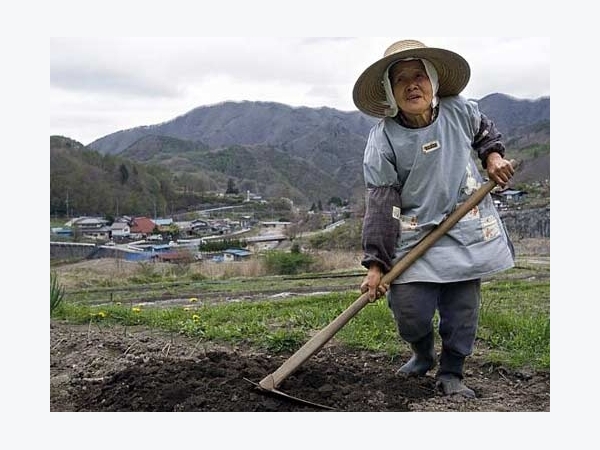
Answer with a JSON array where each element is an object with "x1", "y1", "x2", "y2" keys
[
  {"x1": 360, "y1": 265, "x2": 389, "y2": 302},
  {"x1": 486, "y1": 153, "x2": 514, "y2": 188}
]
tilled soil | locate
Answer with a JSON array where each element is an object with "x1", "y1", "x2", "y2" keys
[{"x1": 50, "y1": 320, "x2": 549, "y2": 412}]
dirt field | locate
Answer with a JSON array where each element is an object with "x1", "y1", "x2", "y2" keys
[
  {"x1": 50, "y1": 241, "x2": 550, "y2": 412},
  {"x1": 50, "y1": 322, "x2": 549, "y2": 412}
]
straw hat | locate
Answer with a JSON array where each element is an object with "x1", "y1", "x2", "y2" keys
[{"x1": 353, "y1": 39, "x2": 471, "y2": 118}]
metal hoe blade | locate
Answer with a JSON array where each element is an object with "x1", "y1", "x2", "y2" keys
[{"x1": 243, "y1": 378, "x2": 337, "y2": 411}]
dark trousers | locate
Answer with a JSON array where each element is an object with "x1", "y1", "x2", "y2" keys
[{"x1": 387, "y1": 279, "x2": 481, "y2": 373}]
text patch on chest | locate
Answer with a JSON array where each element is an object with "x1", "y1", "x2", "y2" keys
[{"x1": 422, "y1": 140, "x2": 440, "y2": 153}]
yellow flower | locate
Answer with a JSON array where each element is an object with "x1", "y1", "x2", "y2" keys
[
  {"x1": 97, "y1": 311, "x2": 107, "y2": 318},
  {"x1": 132, "y1": 307, "x2": 141, "y2": 313},
  {"x1": 183, "y1": 307, "x2": 191, "y2": 311},
  {"x1": 192, "y1": 314, "x2": 200, "y2": 321},
  {"x1": 189, "y1": 297, "x2": 198, "y2": 303}
]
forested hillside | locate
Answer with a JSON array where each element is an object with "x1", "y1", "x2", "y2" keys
[
  {"x1": 51, "y1": 136, "x2": 190, "y2": 217},
  {"x1": 52, "y1": 95, "x2": 550, "y2": 215},
  {"x1": 50, "y1": 136, "x2": 299, "y2": 218}
]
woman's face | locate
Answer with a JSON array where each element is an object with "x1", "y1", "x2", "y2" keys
[{"x1": 389, "y1": 60, "x2": 433, "y2": 117}]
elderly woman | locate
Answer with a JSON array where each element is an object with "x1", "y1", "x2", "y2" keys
[{"x1": 353, "y1": 40, "x2": 515, "y2": 398}]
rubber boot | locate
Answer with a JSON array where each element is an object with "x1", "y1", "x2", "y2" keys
[
  {"x1": 397, "y1": 332, "x2": 436, "y2": 376},
  {"x1": 436, "y1": 374, "x2": 475, "y2": 398},
  {"x1": 435, "y1": 348, "x2": 475, "y2": 398}
]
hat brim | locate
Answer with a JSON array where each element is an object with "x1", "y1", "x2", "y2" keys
[{"x1": 352, "y1": 47, "x2": 470, "y2": 118}]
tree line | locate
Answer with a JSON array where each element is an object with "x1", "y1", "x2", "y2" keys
[{"x1": 51, "y1": 136, "x2": 239, "y2": 218}]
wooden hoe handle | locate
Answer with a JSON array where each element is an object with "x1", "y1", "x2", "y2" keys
[{"x1": 259, "y1": 177, "x2": 502, "y2": 391}]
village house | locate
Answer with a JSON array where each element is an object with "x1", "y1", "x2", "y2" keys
[
  {"x1": 491, "y1": 188, "x2": 528, "y2": 210},
  {"x1": 129, "y1": 217, "x2": 157, "y2": 239},
  {"x1": 110, "y1": 221, "x2": 131, "y2": 239},
  {"x1": 69, "y1": 217, "x2": 112, "y2": 241},
  {"x1": 222, "y1": 248, "x2": 252, "y2": 262}
]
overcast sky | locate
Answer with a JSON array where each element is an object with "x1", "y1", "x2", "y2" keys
[{"x1": 50, "y1": 36, "x2": 550, "y2": 145}]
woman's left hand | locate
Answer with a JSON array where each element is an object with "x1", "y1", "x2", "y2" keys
[{"x1": 486, "y1": 153, "x2": 514, "y2": 187}]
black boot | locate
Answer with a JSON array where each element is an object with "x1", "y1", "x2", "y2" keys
[
  {"x1": 397, "y1": 332, "x2": 436, "y2": 376},
  {"x1": 435, "y1": 348, "x2": 475, "y2": 398}
]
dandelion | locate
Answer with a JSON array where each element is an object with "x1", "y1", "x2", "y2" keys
[
  {"x1": 132, "y1": 307, "x2": 141, "y2": 313},
  {"x1": 97, "y1": 311, "x2": 107, "y2": 318},
  {"x1": 189, "y1": 297, "x2": 198, "y2": 303},
  {"x1": 192, "y1": 314, "x2": 200, "y2": 321},
  {"x1": 183, "y1": 307, "x2": 191, "y2": 311}
]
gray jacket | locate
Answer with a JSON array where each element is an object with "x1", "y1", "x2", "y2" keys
[{"x1": 361, "y1": 95, "x2": 514, "y2": 283}]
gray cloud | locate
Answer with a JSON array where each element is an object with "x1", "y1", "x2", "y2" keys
[
  {"x1": 51, "y1": 64, "x2": 181, "y2": 98},
  {"x1": 50, "y1": 37, "x2": 550, "y2": 144}
]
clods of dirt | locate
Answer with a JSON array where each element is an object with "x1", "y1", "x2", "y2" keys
[{"x1": 50, "y1": 320, "x2": 549, "y2": 412}]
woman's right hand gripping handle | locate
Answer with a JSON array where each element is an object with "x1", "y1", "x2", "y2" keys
[{"x1": 360, "y1": 264, "x2": 389, "y2": 302}]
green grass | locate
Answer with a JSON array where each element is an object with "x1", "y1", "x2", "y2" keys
[
  {"x1": 478, "y1": 279, "x2": 549, "y2": 368},
  {"x1": 50, "y1": 271, "x2": 66, "y2": 313},
  {"x1": 52, "y1": 276, "x2": 550, "y2": 371}
]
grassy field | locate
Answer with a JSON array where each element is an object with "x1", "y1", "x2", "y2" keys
[{"x1": 51, "y1": 258, "x2": 550, "y2": 371}]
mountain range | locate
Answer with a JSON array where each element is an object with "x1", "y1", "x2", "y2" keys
[{"x1": 81, "y1": 93, "x2": 550, "y2": 207}]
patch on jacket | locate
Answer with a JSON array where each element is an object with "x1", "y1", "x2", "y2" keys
[
  {"x1": 399, "y1": 214, "x2": 418, "y2": 231},
  {"x1": 482, "y1": 216, "x2": 500, "y2": 240},
  {"x1": 463, "y1": 164, "x2": 481, "y2": 195},
  {"x1": 422, "y1": 140, "x2": 440, "y2": 153},
  {"x1": 459, "y1": 205, "x2": 480, "y2": 221}
]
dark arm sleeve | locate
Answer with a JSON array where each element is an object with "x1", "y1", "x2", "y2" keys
[
  {"x1": 473, "y1": 113, "x2": 506, "y2": 169},
  {"x1": 361, "y1": 185, "x2": 401, "y2": 272}
]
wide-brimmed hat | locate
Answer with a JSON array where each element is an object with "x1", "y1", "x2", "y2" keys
[{"x1": 353, "y1": 39, "x2": 471, "y2": 118}]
